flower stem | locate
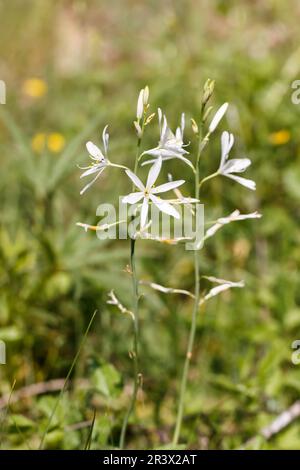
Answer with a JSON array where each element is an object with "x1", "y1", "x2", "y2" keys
[
  {"x1": 173, "y1": 106, "x2": 205, "y2": 446},
  {"x1": 119, "y1": 132, "x2": 143, "y2": 449},
  {"x1": 199, "y1": 171, "x2": 219, "y2": 190},
  {"x1": 119, "y1": 237, "x2": 139, "y2": 449}
]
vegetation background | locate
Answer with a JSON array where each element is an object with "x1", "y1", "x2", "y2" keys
[{"x1": 1, "y1": 0, "x2": 300, "y2": 450}]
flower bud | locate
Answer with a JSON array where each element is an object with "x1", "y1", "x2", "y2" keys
[
  {"x1": 136, "y1": 89, "x2": 144, "y2": 120},
  {"x1": 145, "y1": 112, "x2": 156, "y2": 125},
  {"x1": 190, "y1": 118, "x2": 199, "y2": 134},
  {"x1": 136, "y1": 86, "x2": 150, "y2": 120},
  {"x1": 202, "y1": 79, "x2": 215, "y2": 105},
  {"x1": 143, "y1": 86, "x2": 149, "y2": 105},
  {"x1": 203, "y1": 106, "x2": 213, "y2": 122},
  {"x1": 134, "y1": 120, "x2": 142, "y2": 137}
]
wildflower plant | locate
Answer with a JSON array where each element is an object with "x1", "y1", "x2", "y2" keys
[{"x1": 77, "y1": 80, "x2": 261, "y2": 448}]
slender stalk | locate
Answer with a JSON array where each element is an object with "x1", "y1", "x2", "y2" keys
[
  {"x1": 173, "y1": 106, "x2": 205, "y2": 446},
  {"x1": 198, "y1": 171, "x2": 219, "y2": 190},
  {"x1": 119, "y1": 131, "x2": 143, "y2": 449}
]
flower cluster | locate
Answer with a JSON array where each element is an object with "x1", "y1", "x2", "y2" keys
[
  {"x1": 141, "y1": 109, "x2": 194, "y2": 170},
  {"x1": 79, "y1": 94, "x2": 256, "y2": 212}
]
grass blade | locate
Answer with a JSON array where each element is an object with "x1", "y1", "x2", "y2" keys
[{"x1": 84, "y1": 409, "x2": 96, "y2": 450}]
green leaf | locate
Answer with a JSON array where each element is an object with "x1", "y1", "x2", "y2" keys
[
  {"x1": 92, "y1": 363, "x2": 121, "y2": 398},
  {"x1": 9, "y1": 414, "x2": 35, "y2": 430},
  {"x1": 44, "y1": 430, "x2": 64, "y2": 449}
]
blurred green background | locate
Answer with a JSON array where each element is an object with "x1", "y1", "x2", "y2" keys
[{"x1": 1, "y1": 0, "x2": 300, "y2": 450}]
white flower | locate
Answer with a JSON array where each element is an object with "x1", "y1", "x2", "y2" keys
[
  {"x1": 199, "y1": 276, "x2": 245, "y2": 305},
  {"x1": 141, "y1": 110, "x2": 194, "y2": 170},
  {"x1": 218, "y1": 131, "x2": 256, "y2": 190},
  {"x1": 122, "y1": 156, "x2": 185, "y2": 228},
  {"x1": 209, "y1": 102, "x2": 228, "y2": 133},
  {"x1": 205, "y1": 210, "x2": 262, "y2": 239},
  {"x1": 79, "y1": 126, "x2": 109, "y2": 195}
]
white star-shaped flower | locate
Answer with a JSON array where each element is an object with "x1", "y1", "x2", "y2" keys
[
  {"x1": 122, "y1": 156, "x2": 185, "y2": 228},
  {"x1": 218, "y1": 131, "x2": 256, "y2": 190},
  {"x1": 141, "y1": 110, "x2": 194, "y2": 170},
  {"x1": 79, "y1": 125, "x2": 110, "y2": 195}
]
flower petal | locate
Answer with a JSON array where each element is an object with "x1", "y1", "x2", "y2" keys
[
  {"x1": 222, "y1": 158, "x2": 251, "y2": 174},
  {"x1": 220, "y1": 131, "x2": 234, "y2": 168},
  {"x1": 142, "y1": 148, "x2": 163, "y2": 157},
  {"x1": 142, "y1": 154, "x2": 194, "y2": 171},
  {"x1": 80, "y1": 164, "x2": 105, "y2": 178},
  {"x1": 143, "y1": 147, "x2": 187, "y2": 158},
  {"x1": 122, "y1": 192, "x2": 144, "y2": 204},
  {"x1": 160, "y1": 116, "x2": 168, "y2": 144},
  {"x1": 205, "y1": 210, "x2": 261, "y2": 239},
  {"x1": 137, "y1": 89, "x2": 144, "y2": 120},
  {"x1": 152, "y1": 180, "x2": 185, "y2": 194},
  {"x1": 150, "y1": 194, "x2": 180, "y2": 219},
  {"x1": 86, "y1": 141, "x2": 105, "y2": 160},
  {"x1": 146, "y1": 157, "x2": 162, "y2": 189},
  {"x1": 201, "y1": 280, "x2": 244, "y2": 304},
  {"x1": 158, "y1": 108, "x2": 163, "y2": 131},
  {"x1": 140, "y1": 198, "x2": 149, "y2": 228},
  {"x1": 175, "y1": 154, "x2": 194, "y2": 170},
  {"x1": 209, "y1": 103, "x2": 228, "y2": 133},
  {"x1": 226, "y1": 174, "x2": 256, "y2": 190},
  {"x1": 175, "y1": 126, "x2": 182, "y2": 141},
  {"x1": 125, "y1": 169, "x2": 145, "y2": 191},
  {"x1": 80, "y1": 168, "x2": 104, "y2": 195},
  {"x1": 204, "y1": 276, "x2": 244, "y2": 286},
  {"x1": 181, "y1": 112, "x2": 185, "y2": 134},
  {"x1": 102, "y1": 125, "x2": 109, "y2": 155}
]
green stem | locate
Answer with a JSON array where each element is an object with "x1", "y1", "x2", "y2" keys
[
  {"x1": 173, "y1": 107, "x2": 205, "y2": 446},
  {"x1": 119, "y1": 129, "x2": 143, "y2": 449},
  {"x1": 109, "y1": 162, "x2": 130, "y2": 171},
  {"x1": 119, "y1": 238, "x2": 139, "y2": 448},
  {"x1": 199, "y1": 171, "x2": 219, "y2": 190}
]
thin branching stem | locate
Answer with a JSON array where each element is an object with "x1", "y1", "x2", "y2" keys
[
  {"x1": 199, "y1": 171, "x2": 219, "y2": 190},
  {"x1": 173, "y1": 105, "x2": 205, "y2": 446},
  {"x1": 119, "y1": 127, "x2": 144, "y2": 449}
]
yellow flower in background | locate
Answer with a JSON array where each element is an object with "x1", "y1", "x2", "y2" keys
[
  {"x1": 31, "y1": 132, "x2": 65, "y2": 154},
  {"x1": 269, "y1": 130, "x2": 291, "y2": 146},
  {"x1": 31, "y1": 133, "x2": 46, "y2": 153},
  {"x1": 23, "y1": 78, "x2": 48, "y2": 98},
  {"x1": 47, "y1": 133, "x2": 65, "y2": 153}
]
